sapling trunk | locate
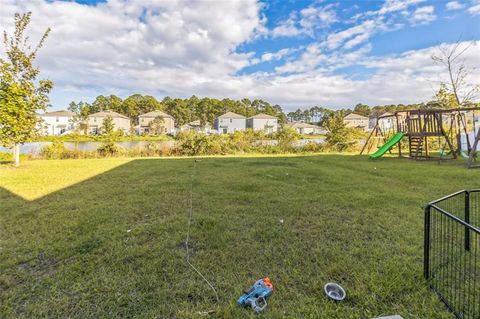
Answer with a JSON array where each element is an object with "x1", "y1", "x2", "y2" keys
[{"x1": 13, "y1": 144, "x2": 20, "y2": 167}]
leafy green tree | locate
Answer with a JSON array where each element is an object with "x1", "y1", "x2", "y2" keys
[
  {"x1": 149, "y1": 116, "x2": 165, "y2": 135},
  {"x1": 353, "y1": 103, "x2": 371, "y2": 116},
  {"x1": 101, "y1": 116, "x2": 115, "y2": 135},
  {"x1": 429, "y1": 84, "x2": 459, "y2": 109},
  {"x1": 122, "y1": 94, "x2": 162, "y2": 124},
  {"x1": 323, "y1": 111, "x2": 355, "y2": 151},
  {"x1": 0, "y1": 12, "x2": 53, "y2": 166},
  {"x1": 68, "y1": 100, "x2": 91, "y2": 133},
  {"x1": 163, "y1": 97, "x2": 193, "y2": 126},
  {"x1": 106, "y1": 95, "x2": 123, "y2": 113}
]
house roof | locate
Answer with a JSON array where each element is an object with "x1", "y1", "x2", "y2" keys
[
  {"x1": 288, "y1": 122, "x2": 321, "y2": 129},
  {"x1": 217, "y1": 112, "x2": 246, "y2": 119},
  {"x1": 248, "y1": 113, "x2": 278, "y2": 120},
  {"x1": 139, "y1": 110, "x2": 173, "y2": 118},
  {"x1": 344, "y1": 113, "x2": 368, "y2": 120},
  {"x1": 39, "y1": 110, "x2": 75, "y2": 117},
  {"x1": 88, "y1": 110, "x2": 130, "y2": 120}
]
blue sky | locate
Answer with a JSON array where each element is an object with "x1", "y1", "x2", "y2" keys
[{"x1": 1, "y1": 0, "x2": 479, "y2": 110}]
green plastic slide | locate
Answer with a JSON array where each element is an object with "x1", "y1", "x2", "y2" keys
[{"x1": 369, "y1": 132, "x2": 404, "y2": 158}]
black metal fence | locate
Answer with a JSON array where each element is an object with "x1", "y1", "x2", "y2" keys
[{"x1": 424, "y1": 190, "x2": 480, "y2": 319}]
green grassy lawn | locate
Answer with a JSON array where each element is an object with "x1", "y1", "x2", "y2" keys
[{"x1": 1, "y1": 155, "x2": 478, "y2": 318}]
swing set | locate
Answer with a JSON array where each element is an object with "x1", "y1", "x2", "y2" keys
[{"x1": 360, "y1": 107, "x2": 480, "y2": 168}]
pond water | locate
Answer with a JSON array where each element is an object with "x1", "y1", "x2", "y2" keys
[
  {"x1": 0, "y1": 138, "x2": 326, "y2": 155},
  {"x1": 0, "y1": 141, "x2": 176, "y2": 155}
]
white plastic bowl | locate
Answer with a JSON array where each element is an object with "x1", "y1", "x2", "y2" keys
[{"x1": 324, "y1": 282, "x2": 346, "y2": 301}]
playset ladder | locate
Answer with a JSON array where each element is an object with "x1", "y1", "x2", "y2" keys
[{"x1": 409, "y1": 136, "x2": 423, "y2": 158}]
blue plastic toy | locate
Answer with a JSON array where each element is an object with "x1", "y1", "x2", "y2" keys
[{"x1": 237, "y1": 278, "x2": 273, "y2": 313}]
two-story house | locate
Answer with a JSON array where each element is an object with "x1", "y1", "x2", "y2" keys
[
  {"x1": 87, "y1": 110, "x2": 131, "y2": 135},
  {"x1": 138, "y1": 110, "x2": 175, "y2": 134},
  {"x1": 214, "y1": 112, "x2": 246, "y2": 134},
  {"x1": 37, "y1": 110, "x2": 77, "y2": 136},
  {"x1": 246, "y1": 113, "x2": 278, "y2": 133},
  {"x1": 343, "y1": 113, "x2": 369, "y2": 130}
]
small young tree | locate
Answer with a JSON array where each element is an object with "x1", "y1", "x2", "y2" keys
[
  {"x1": 0, "y1": 12, "x2": 53, "y2": 166},
  {"x1": 432, "y1": 41, "x2": 480, "y2": 153},
  {"x1": 431, "y1": 41, "x2": 479, "y2": 107},
  {"x1": 323, "y1": 111, "x2": 357, "y2": 151},
  {"x1": 149, "y1": 116, "x2": 165, "y2": 135},
  {"x1": 101, "y1": 115, "x2": 115, "y2": 135}
]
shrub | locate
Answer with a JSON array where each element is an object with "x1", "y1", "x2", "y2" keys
[
  {"x1": 97, "y1": 142, "x2": 122, "y2": 157},
  {"x1": 275, "y1": 127, "x2": 300, "y2": 151},
  {"x1": 176, "y1": 132, "x2": 216, "y2": 156},
  {"x1": 323, "y1": 112, "x2": 366, "y2": 152},
  {"x1": 40, "y1": 140, "x2": 67, "y2": 159}
]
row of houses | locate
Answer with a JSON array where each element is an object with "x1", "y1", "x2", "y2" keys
[
  {"x1": 37, "y1": 110, "x2": 176, "y2": 136},
  {"x1": 38, "y1": 109, "x2": 396, "y2": 137},
  {"x1": 37, "y1": 110, "x2": 298, "y2": 136}
]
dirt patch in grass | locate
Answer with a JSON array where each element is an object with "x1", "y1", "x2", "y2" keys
[{"x1": 16, "y1": 252, "x2": 61, "y2": 277}]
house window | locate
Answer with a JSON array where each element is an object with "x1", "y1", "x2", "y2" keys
[
  {"x1": 94, "y1": 117, "x2": 96, "y2": 122},
  {"x1": 230, "y1": 118, "x2": 232, "y2": 123},
  {"x1": 56, "y1": 117, "x2": 59, "y2": 122}
]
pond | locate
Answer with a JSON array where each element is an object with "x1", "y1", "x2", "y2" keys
[
  {"x1": 0, "y1": 141, "x2": 176, "y2": 156},
  {"x1": 0, "y1": 138, "x2": 326, "y2": 156}
]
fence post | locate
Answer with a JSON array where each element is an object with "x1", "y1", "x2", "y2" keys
[
  {"x1": 465, "y1": 191, "x2": 471, "y2": 252},
  {"x1": 424, "y1": 205, "x2": 431, "y2": 279}
]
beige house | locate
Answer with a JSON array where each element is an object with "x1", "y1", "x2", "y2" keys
[
  {"x1": 287, "y1": 122, "x2": 326, "y2": 135},
  {"x1": 343, "y1": 113, "x2": 369, "y2": 130},
  {"x1": 138, "y1": 110, "x2": 175, "y2": 134},
  {"x1": 87, "y1": 110, "x2": 131, "y2": 135}
]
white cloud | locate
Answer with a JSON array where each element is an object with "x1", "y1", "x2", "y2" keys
[
  {"x1": 259, "y1": 41, "x2": 480, "y2": 108},
  {"x1": 0, "y1": 0, "x2": 265, "y2": 98},
  {"x1": 271, "y1": 12, "x2": 302, "y2": 37},
  {"x1": 274, "y1": 43, "x2": 328, "y2": 74},
  {"x1": 446, "y1": 1, "x2": 465, "y2": 10},
  {"x1": 299, "y1": 4, "x2": 337, "y2": 33},
  {"x1": 468, "y1": 1, "x2": 480, "y2": 15},
  {"x1": 326, "y1": 20, "x2": 376, "y2": 50},
  {"x1": 271, "y1": 4, "x2": 337, "y2": 38},
  {"x1": 378, "y1": 0, "x2": 427, "y2": 15},
  {"x1": 327, "y1": 0, "x2": 433, "y2": 52},
  {"x1": 409, "y1": 6, "x2": 436, "y2": 25},
  {"x1": 261, "y1": 48, "x2": 295, "y2": 62}
]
